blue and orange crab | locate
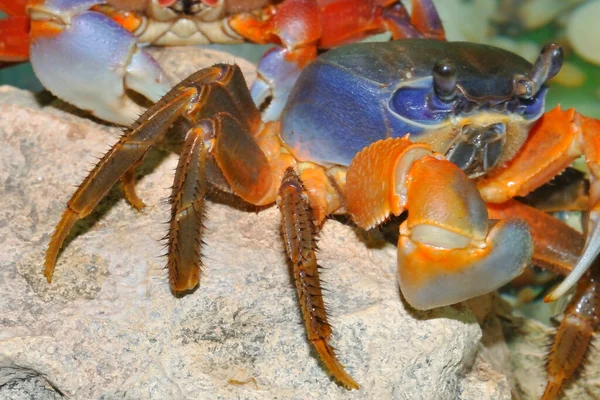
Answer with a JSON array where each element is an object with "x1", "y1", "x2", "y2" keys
[
  {"x1": 38, "y1": 2, "x2": 600, "y2": 392},
  {"x1": 0, "y1": 0, "x2": 442, "y2": 124}
]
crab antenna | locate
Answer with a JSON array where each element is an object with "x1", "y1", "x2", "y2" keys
[
  {"x1": 433, "y1": 59, "x2": 457, "y2": 102},
  {"x1": 514, "y1": 43, "x2": 563, "y2": 99}
]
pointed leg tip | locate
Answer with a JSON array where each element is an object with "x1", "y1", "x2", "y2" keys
[
  {"x1": 313, "y1": 339, "x2": 359, "y2": 390},
  {"x1": 130, "y1": 200, "x2": 146, "y2": 211},
  {"x1": 43, "y1": 265, "x2": 54, "y2": 283}
]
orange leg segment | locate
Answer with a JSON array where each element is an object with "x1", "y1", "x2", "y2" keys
[
  {"x1": 487, "y1": 200, "x2": 584, "y2": 276},
  {"x1": 477, "y1": 107, "x2": 600, "y2": 301},
  {"x1": 0, "y1": 0, "x2": 27, "y2": 16},
  {"x1": 0, "y1": 15, "x2": 30, "y2": 62}
]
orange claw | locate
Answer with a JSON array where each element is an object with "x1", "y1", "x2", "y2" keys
[{"x1": 345, "y1": 138, "x2": 532, "y2": 310}]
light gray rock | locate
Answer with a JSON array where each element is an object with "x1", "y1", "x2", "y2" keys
[{"x1": 0, "y1": 47, "x2": 509, "y2": 400}]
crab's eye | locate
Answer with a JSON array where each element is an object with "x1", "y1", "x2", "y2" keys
[
  {"x1": 519, "y1": 87, "x2": 547, "y2": 119},
  {"x1": 513, "y1": 78, "x2": 534, "y2": 99},
  {"x1": 514, "y1": 43, "x2": 563, "y2": 100},
  {"x1": 433, "y1": 59, "x2": 457, "y2": 103}
]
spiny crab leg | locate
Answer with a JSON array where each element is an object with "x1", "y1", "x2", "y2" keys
[
  {"x1": 167, "y1": 125, "x2": 208, "y2": 293},
  {"x1": 278, "y1": 168, "x2": 359, "y2": 390},
  {"x1": 46, "y1": 63, "x2": 357, "y2": 387},
  {"x1": 477, "y1": 107, "x2": 600, "y2": 301},
  {"x1": 543, "y1": 260, "x2": 600, "y2": 400},
  {"x1": 27, "y1": 0, "x2": 171, "y2": 125},
  {"x1": 345, "y1": 137, "x2": 533, "y2": 310},
  {"x1": 44, "y1": 70, "x2": 212, "y2": 282}
]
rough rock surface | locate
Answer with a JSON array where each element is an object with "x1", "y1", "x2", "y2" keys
[{"x1": 0, "y1": 47, "x2": 509, "y2": 399}]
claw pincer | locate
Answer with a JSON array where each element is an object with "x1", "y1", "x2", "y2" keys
[{"x1": 27, "y1": 0, "x2": 171, "y2": 125}]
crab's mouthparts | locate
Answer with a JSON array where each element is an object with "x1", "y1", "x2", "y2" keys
[{"x1": 446, "y1": 123, "x2": 507, "y2": 178}]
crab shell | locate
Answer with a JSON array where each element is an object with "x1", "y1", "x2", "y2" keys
[{"x1": 281, "y1": 39, "x2": 547, "y2": 176}]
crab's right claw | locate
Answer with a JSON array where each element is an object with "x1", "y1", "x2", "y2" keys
[
  {"x1": 28, "y1": 1, "x2": 171, "y2": 125},
  {"x1": 346, "y1": 138, "x2": 533, "y2": 310}
]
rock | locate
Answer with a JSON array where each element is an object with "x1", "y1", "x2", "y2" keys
[{"x1": 0, "y1": 48, "x2": 508, "y2": 399}]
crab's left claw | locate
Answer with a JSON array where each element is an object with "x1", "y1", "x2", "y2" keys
[
  {"x1": 28, "y1": 1, "x2": 171, "y2": 125},
  {"x1": 346, "y1": 138, "x2": 533, "y2": 310}
]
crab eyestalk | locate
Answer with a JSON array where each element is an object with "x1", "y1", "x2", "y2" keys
[
  {"x1": 432, "y1": 59, "x2": 457, "y2": 102},
  {"x1": 513, "y1": 43, "x2": 563, "y2": 99}
]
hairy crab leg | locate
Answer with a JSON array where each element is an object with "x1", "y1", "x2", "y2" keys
[
  {"x1": 167, "y1": 126, "x2": 208, "y2": 293},
  {"x1": 345, "y1": 137, "x2": 532, "y2": 310},
  {"x1": 27, "y1": 0, "x2": 171, "y2": 125},
  {"x1": 278, "y1": 167, "x2": 359, "y2": 389},
  {"x1": 542, "y1": 261, "x2": 600, "y2": 400},
  {"x1": 477, "y1": 107, "x2": 600, "y2": 301},
  {"x1": 45, "y1": 64, "x2": 289, "y2": 289},
  {"x1": 487, "y1": 200, "x2": 584, "y2": 276},
  {"x1": 44, "y1": 81, "x2": 202, "y2": 282}
]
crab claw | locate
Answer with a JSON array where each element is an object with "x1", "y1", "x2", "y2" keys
[
  {"x1": 28, "y1": 0, "x2": 171, "y2": 125},
  {"x1": 345, "y1": 138, "x2": 533, "y2": 310},
  {"x1": 398, "y1": 219, "x2": 532, "y2": 309},
  {"x1": 251, "y1": 46, "x2": 315, "y2": 121},
  {"x1": 397, "y1": 156, "x2": 532, "y2": 309}
]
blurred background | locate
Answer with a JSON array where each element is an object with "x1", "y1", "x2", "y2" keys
[{"x1": 1, "y1": 0, "x2": 599, "y2": 119}]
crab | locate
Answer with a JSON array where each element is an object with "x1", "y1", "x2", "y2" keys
[
  {"x1": 39, "y1": 5, "x2": 600, "y2": 384},
  {"x1": 0, "y1": 0, "x2": 443, "y2": 125}
]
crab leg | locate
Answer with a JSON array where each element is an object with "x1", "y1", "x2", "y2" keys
[
  {"x1": 345, "y1": 138, "x2": 533, "y2": 310},
  {"x1": 487, "y1": 200, "x2": 584, "y2": 276},
  {"x1": 382, "y1": 0, "x2": 445, "y2": 40},
  {"x1": 45, "y1": 84, "x2": 199, "y2": 281},
  {"x1": 27, "y1": 0, "x2": 171, "y2": 125},
  {"x1": 477, "y1": 107, "x2": 600, "y2": 301},
  {"x1": 278, "y1": 167, "x2": 359, "y2": 389},
  {"x1": 167, "y1": 126, "x2": 208, "y2": 293},
  {"x1": 45, "y1": 64, "x2": 286, "y2": 288},
  {"x1": 0, "y1": 15, "x2": 30, "y2": 63},
  {"x1": 0, "y1": 0, "x2": 27, "y2": 16},
  {"x1": 0, "y1": 0, "x2": 29, "y2": 63},
  {"x1": 542, "y1": 260, "x2": 600, "y2": 400}
]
